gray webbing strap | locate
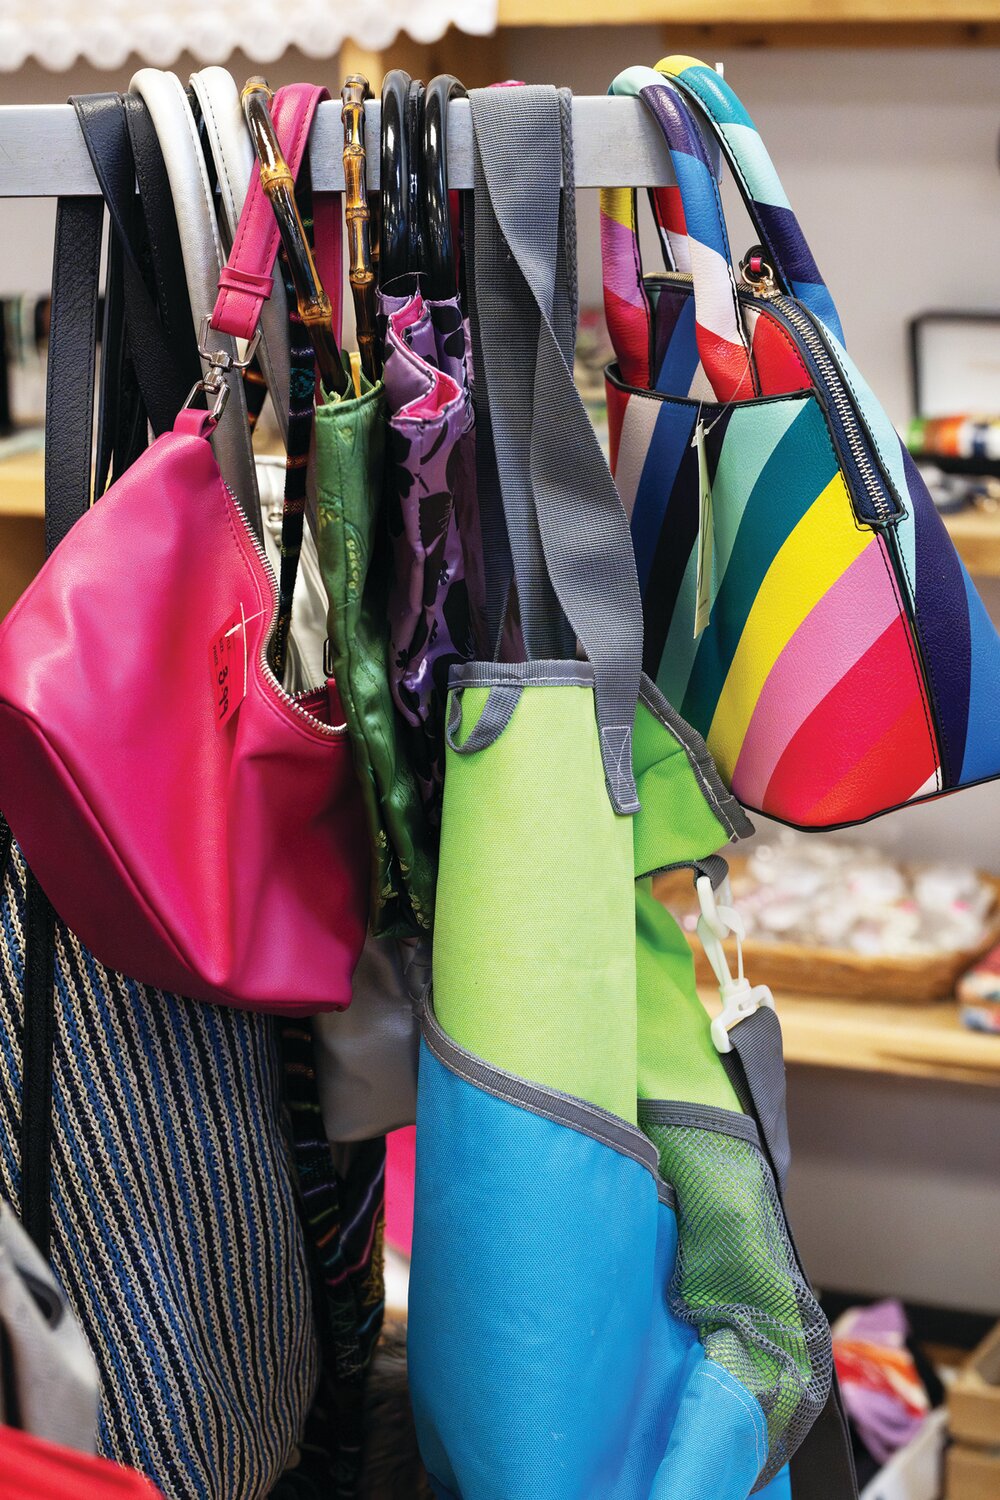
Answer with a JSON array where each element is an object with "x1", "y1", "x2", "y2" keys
[
  {"x1": 464, "y1": 183, "x2": 512, "y2": 657},
  {"x1": 693, "y1": 853, "x2": 730, "y2": 891},
  {"x1": 446, "y1": 684, "x2": 523, "y2": 755},
  {"x1": 471, "y1": 86, "x2": 569, "y2": 664},
  {"x1": 465, "y1": 90, "x2": 579, "y2": 661},
  {"x1": 720, "y1": 985, "x2": 860, "y2": 1497},
  {"x1": 468, "y1": 86, "x2": 643, "y2": 814},
  {"x1": 724, "y1": 992, "x2": 857, "y2": 1497},
  {"x1": 724, "y1": 1007, "x2": 792, "y2": 1193}
]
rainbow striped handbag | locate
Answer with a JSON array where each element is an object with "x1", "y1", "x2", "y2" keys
[{"x1": 602, "y1": 59, "x2": 1000, "y2": 828}]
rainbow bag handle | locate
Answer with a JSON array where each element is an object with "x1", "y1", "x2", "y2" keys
[{"x1": 602, "y1": 61, "x2": 1000, "y2": 829}]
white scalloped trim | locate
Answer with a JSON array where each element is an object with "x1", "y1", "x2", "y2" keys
[{"x1": 0, "y1": 1, "x2": 498, "y2": 73}]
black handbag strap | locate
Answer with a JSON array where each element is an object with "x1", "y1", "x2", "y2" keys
[
  {"x1": 94, "y1": 211, "x2": 143, "y2": 497},
  {"x1": 19, "y1": 191, "x2": 105, "y2": 1255},
  {"x1": 71, "y1": 93, "x2": 191, "y2": 439},
  {"x1": 44, "y1": 196, "x2": 104, "y2": 554},
  {"x1": 20, "y1": 96, "x2": 199, "y2": 1255},
  {"x1": 122, "y1": 93, "x2": 201, "y2": 390}
]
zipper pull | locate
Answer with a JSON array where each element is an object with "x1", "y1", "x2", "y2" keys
[{"x1": 739, "y1": 245, "x2": 778, "y2": 299}]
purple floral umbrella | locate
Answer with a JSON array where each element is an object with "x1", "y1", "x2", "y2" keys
[{"x1": 379, "y1": 279, "x2": 486, "y2": 817}]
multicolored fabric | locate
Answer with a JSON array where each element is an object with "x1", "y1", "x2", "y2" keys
[
  {"x1": 0, "y1": 835, "x2": 318, "y2": 1500},
  {"x1": 379, "y1": 281, "x2": 479, "y2": 822},
  {"x1": 413, "y1": 666, "x2": 833, "y2": 1494},
  {"x1": 604, "y1": 70, "x2": 755, "y2": 405},
  {"x1": 656, "y1": 56, "x2": 843, "y2": 344},
  {"x1": 279, "y1": 1020, "x2": 384, "y2": 1499},
  {"x1": 602, "y1": 63, "x2": 1000, "y2": 827},
  {"x1": 433, "y1": 665, "x2": 640, "y2": 1123}
]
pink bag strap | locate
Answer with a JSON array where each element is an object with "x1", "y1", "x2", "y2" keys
[{"x1": 211, "y1": 84, "x2": 342, "y2": 345}]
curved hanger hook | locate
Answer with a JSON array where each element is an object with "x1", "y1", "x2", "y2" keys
[
  {"x1": 380, "y1": 69, "x2": 411, "y2": 288},
  {"x1": 422, "y1": 74, "x2": 466, "y2": 301},
  {"x1": 240, "y1": 76, "x2": 347, "y2": 395},
  {"x1": 405, "y1": 77, "x2": 426, "y2": 276}
]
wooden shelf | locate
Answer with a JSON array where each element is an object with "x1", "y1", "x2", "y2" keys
[
  {"x1": 943, "y1": 509, "x2": 1000, "y2": 579},
  {"x1": 498, "y1": 0, "x2": 1000, "y2": 21},
  {"x1": 0, "y1": 446, "x2": 44, "y2": 520},
  {"x1": 0, "y1": 447, "x2": 45, "y2": 620},
  {"x1": 700, "y1": 988, "x2": 1000, "y2": 1088},
  {"x1": 495, "y1": 0, "x2": 1000, "y2": 42}
]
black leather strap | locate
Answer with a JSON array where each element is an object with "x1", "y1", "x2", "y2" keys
[
  {"x1": 21, "y1": 98, "x2": 202, "y2": 1259},
  {"x1": 19, "y1": 194, "x2": 105, "y2": 1255},
  {"x1": 71, "y1": 92, "x2": 189, "y2": 436},
  {"x1": 44, "y1": 196, "x2": 103, "y2": 553},
  {"x1": 94, "y1": 224, "x2": 136, "y2": 497},
  {"x1": 123, "y1": 92, "x2": 201, "y2": 391}
]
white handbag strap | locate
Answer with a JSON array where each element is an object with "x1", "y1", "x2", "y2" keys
[
  {"x1": 188, "y1": 66, "x2": 292, "y2": 442},
  {"x1": 128, "y1": 68, "x2": 262, "y2": 540}
]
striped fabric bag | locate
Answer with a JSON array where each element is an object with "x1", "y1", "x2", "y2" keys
[
  {"x1": 602, "y1": 60, "x2": 1000, "y2": 829},
  {"x1": 0, "y1": 829, "x2": 318, "y2": 1499}
]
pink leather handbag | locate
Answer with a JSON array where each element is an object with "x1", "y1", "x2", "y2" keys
[{"x1": 0, "y1": 85, "x2": 369, "y2": 1013}]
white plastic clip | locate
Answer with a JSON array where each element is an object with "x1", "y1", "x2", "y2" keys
[{"x1": 695, "y1": 874, "x2": 775, "y2": 1054}]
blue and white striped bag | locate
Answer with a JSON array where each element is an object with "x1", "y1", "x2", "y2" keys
[{"x1": 0, "y1": 832, "x2": 319, "y2": 1499}]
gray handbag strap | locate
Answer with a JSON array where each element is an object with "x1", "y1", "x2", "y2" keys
[
  {"x1": 724, "y1": 1007, "x2": 792, "y2": 1193},
  {"x1": 468, "y1": 85, "x2": 643, "y2": 814}
]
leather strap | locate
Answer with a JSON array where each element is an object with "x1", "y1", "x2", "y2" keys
[
  {"x1": 128, "y1": 67, "x2": 262, "y2": 541},
  {"x1": 608, "y1": 69, "x2": 757, "y2": 405},
  {"x1": 655, "y1": 56, "x2": 844, "y2": 344},
  {"x1": 209, "y1": 84, "x2": 340, "y2": 344},
  {"x1": 122, "y1": 93, "x2": 201, "y2": 390},
  {"x1": 190, "y1": 68, "x2": 292, "y2": 440},
  {"x1": 93, "y1": 213, "x2": 144, "y2": 498},
  {"x1": 72, "y1": 93, "x2": 190, "y2": 436},
  {"x1": 19, "y1": 194, "x2": 104, "y2": 1255},
  {"x1": 44, "y1": 197, "x2": 103, "y2": 553},
  {"x1": 90, "y1": 94, "x2": 201, "y2": 496}
]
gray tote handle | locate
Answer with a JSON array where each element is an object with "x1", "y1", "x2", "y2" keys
[{"x1": 467, "y1": 85, "x2": 643, "y2": 814}]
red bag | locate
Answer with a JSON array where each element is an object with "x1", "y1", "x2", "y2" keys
[{"x1": 0, "y1": 1426, "x2": 164, "y2": 1499}]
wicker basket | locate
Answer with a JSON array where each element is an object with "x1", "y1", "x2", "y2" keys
[{"x1": 653, "y1": 861, "x2": 1000, "y2": 1004}]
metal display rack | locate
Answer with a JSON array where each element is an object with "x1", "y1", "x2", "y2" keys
[{"x1": 0, "y1": 96, "x2": 681, "y2": 197}]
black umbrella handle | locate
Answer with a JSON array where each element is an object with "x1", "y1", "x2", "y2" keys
[
  {"x1": 380, "y1": 70, "x2": 411, "y2": 287},
  {"x1": 422, "y1": 75, "x2": 467, "y2": 302}
]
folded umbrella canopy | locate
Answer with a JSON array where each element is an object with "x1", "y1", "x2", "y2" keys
[{"x1": 378, "y1": 72, "x2": 483, "y2": 821}]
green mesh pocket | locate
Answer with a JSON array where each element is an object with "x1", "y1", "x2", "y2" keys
[{"x1": 641, "y1": 1102, "x2": 832, "y2": 1489}]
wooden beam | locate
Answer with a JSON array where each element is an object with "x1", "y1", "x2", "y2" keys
[
  {"x1": 653, "y1": 20, "x2": 1000, "y2": 46},
  {"x1": 497, "y1": 0, "x2": 1000, "y2": 23}
]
